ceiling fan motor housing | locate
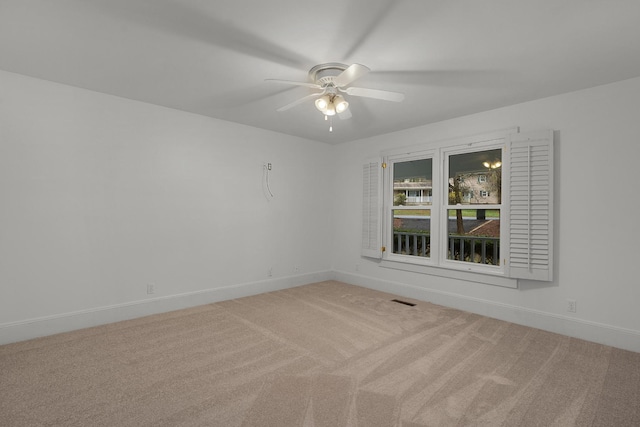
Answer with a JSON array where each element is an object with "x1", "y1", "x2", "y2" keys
[{"x1": 309, "y1": 63, "x2": 348, "y2": 87}]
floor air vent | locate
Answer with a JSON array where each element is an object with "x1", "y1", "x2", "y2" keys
[{"x1": 391, "y1": 299, "x2": 416, "y2": 307}]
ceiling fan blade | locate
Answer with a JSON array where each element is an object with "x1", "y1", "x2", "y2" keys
[
  {"x1": 338, "y1": 0, "x2": 401, "y2": 59},
  {"x1": 266, "y1": 79, "x2": 322, "y2": 89},
  {"x1": 333, "y1": 64, "x2": 371, "y2": 88},
  {"x1": 368, "y1": 70, "x2": 514, "y2": 88},
  {"x1": 343, "y1": 86, "x2": 405, "y2": 102},
  {"x1": 88, "y1": 0, "x2": 314, "y2": 69},
  {"x1": 276, "y1": 92, "x2": 324, "y2": 112}
]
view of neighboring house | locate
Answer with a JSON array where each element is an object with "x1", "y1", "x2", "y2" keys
[
  {"x1": 392, "y1": 165, "x2": 502, "y2": 264},
  {"x1": 393, "y1": 179, "x2": 432, "y2": 205},
  {"x1": 449, "y1": 169, "x2": 501, "y2": 205},
  {"x1": 393, "y1": 169, "x2": 501, "y2": 206}
]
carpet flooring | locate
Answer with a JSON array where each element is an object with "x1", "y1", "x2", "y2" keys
[{"x1": 1, "y1": 280, "x2": 639, "y2": 426}]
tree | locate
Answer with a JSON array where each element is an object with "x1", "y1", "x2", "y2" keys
[
  {"x1": 488, "y1": 168, "x2": 502, "y2": 203},
  {"x1": 394, "y1": 192, "x2": 406, "y2": 206},
  {"x1": 448, "y1": 177, "x2": 466, "y2": 234}
]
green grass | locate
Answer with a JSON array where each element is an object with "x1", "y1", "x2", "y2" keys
[{"x1": 393, "y1": 209, "x2": 431, "y2": 216}]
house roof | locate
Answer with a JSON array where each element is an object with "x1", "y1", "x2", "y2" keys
[{"x1": 394, "y1": 181, "x2": 432, "y2": 190}]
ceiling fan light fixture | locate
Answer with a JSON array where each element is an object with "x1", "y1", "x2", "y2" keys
[
  {"x1": 315, "y1": 94, "x2": 347, "y2": 116},
  {"x1": 334, "y1": 95, "x2": 349, "y2": 113},
  {"x1": 324, "y1": 102, "x2": 336, "y2": 116},
  {"x1": 315, "y1": 96, "x2": 329, "y2": 111}
]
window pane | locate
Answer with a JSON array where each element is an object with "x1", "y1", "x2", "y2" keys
[
  {"x1": 447, "y1": 209, "x2": 500, "y2": 265},
  {"x1": 393, "y1": 209, "x2": 430, "y2": 258},
  {"x1": 448, "y1": 149, "x2": 501, "y2": 205},
  {"x1": 393, "y1": 158, "x2": 432, "y2": 206}
]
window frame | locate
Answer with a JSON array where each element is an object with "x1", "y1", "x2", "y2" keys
[
  {"x1": 384, "y1": 138, "x2": 507, "y2": 275},
  {"x1": 362, "y1": 128, "x2": 553, "y2": 286},
  {"x1": 440, "y1": 142, "x2": 505, "y2": 275},
  {"x1": 385, "y1": 151, "x2": 437, "y2": 267}
]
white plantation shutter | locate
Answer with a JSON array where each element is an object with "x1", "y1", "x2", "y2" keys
[
  {"x1": 362, "y1": 158, "x2": 383, "y2": 259},
  {"x1": 506, "y1": 130, "x2": 554, "y2": 281}
]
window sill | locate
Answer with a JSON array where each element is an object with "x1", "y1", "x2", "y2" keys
[{"x1": 380, "y1": 259, "x2": 518, "y2": 289}]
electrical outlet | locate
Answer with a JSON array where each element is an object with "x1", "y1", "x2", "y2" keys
[
  {"x1": 566, "y1": 299, "x2": 577, "y2": 313},
  {"x1": 268, "y1": 267, "x2": 273, "y2": 277},
  {"x1": 294, "y1": 265, "x2": 300, "y2": 273},
  {"x1": 147, "y1": 284, "x2": 155, "y2": 295},
  {"x1": 355, "y1": 264, "x2": 359, "y2": 272}
]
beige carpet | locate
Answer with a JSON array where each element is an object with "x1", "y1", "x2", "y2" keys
[{"x1": 1, "y1": 281, "x2": 639, "y2": 426}]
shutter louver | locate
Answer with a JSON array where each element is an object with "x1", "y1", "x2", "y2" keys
[
  {"x1": 507, "y1": 130, "x2": 554, "y2": 281},
  {"x1": 362, "y1": 159, "x2": 383, "y2": 259}
]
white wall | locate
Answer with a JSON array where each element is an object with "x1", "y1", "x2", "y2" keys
[
  {"x1": 0, "y1": 70, "x2": 333, "y2": 343},
  {"x1": 331, "y1": 76, "x2": 640, "y2": 352},
  {"x1": 3, "y1": 69, "x2": 640, "y2": 352}
]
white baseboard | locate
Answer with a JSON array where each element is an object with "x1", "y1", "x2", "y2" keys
[
  {"x1": 5, "y1": 270, "x2": 639, "y2": 354},
  {"x1": 0, "y1": 270, "x2": 332, "y2": 345},
  {"x1": 334, "y1": 271, "x2": 640, "y2": 353}
]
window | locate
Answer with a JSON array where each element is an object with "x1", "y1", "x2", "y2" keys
[
  {"x1": 362, "y1": 129, "x2": 554, "y2": 283},
  {"x1": 391, "y1": 157, "x2": 432, "y2": 259},
  {"x1": 446, "y1": 148, "x2": 502, "y2": 270}
]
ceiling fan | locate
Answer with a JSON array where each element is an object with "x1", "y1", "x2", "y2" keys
[{"x1": 266, "y1": 63, "x2": 405, "y2": 120}]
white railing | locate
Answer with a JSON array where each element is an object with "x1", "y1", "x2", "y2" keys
[
  {"x1": 405, "y1": 196, "x2": 432, "y2": 203},
  {"x1": 393, "y1": 232, "x2": 500, "y2": 265}
]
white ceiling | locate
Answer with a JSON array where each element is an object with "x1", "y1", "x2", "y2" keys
[{"x1": 2, "y1": 0, "x2": 640, "y2": 144}]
